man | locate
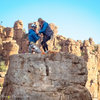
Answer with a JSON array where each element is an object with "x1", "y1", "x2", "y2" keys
[
  {"x1": 28, "y1": 24, "x2": 41, "y2": 53},
  {"x1": 38, "y1": 18, "x2": 53, "y2": 53}
]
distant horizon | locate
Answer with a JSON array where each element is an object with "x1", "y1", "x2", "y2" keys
[{"x1": 0, "y1": 0, "x2": 100, "y2": 44}]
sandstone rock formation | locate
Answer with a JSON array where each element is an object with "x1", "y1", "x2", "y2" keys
[
  {"x1": 0, "y1": 25, "x2": 19, "y2": 94},
  {"x1": 0, "y1": 38, "x2": 3, "y2": 54},
  {"x1": 14, "y1": 20, "x2": 23, "y2": 30},
  {"x1": 0, "y1": 26, "x2": 5, "y2": 41},
  {"x1": 47, "y1": 23, "x2": 58, "y2": 51},
  {"x1": 28, "y1": 23, "x2": 33, "y2": 31},
  {"x1": 14, "y1": 20, "x2": 26, "y2": 53},
  {"x1": 2, "y1": 40, "x2": 19, "y2": 65},
  {"x1": 59, "y1": 38, "x2": 100, "y2": 100},
  {"x1": 1, "y1": 53, "x2": 92, "y2": 100},
  {"x1": 0, "y1": 25, "x2": 19, "y2": 66},
  {"x1": 60, "y1": 38, "x2": 81, "y2": 56},
  {"x1": 0, "y1": 27, "x2": 14, "y2": 41}
]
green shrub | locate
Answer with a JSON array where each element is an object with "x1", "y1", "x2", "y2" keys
[
  {"x1": 0, "y1": 83, "x2": 3, "y2": 87},
  {"x1": 92, "y1": 45, "x2": 98, "y2": 53},
  {"x1": 0, "y1": 61, "x2": 7, "y2": 72},
  {"x1": 81, "y1": 52, "x2": 85, "y2": 56},
  {"x1": 23, "y1": 33, "x2": 28, "y2": 39}
]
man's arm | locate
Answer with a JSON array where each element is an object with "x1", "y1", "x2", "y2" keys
[
  {"x1": 32, "y1": 32, "x2": 40, "y2": 42},
  {"x1": 39, "y1": 22, "x2": 48, "y2": 34}
]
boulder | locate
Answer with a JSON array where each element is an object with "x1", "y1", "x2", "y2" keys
[
  {"x1": 60, "y1": 38, "x2": 81, "y2": 56},
  {"x1": 2, "y1": 40, "x2": 19, "y2": 65},
  {"x1": 3, "y1": 27, "x2": 14, "y2": 38},
  {"x1": 14, "y1": 20, "x2": 23, "y2": 30},
  {"x1": 14, "y1": 29, "x2": 24, "y2": 39},
  {"x1": 1, "y1": 53, "x2": 92, "y2": 100},
  {"x1": 28, "y1": 23, "x2": 33, "y2": 30}
]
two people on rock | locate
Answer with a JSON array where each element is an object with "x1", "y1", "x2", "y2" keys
[{"x1": 28, "y1": 18, "x2": 53, "y2": 53}]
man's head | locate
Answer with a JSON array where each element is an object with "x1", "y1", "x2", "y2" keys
[
  {"x1": 31, "y1": 24, "x2": 37, "y2": 31},
  {"x1": 38, "y1": 18, "x2": 44, "y2": 25}
]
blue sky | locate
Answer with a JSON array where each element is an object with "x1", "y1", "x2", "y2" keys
[{"x1": 0, "y1": 0, "x2": 100, "y2": 43}]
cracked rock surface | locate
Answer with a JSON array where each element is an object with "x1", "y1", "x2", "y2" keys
[{"x1": 1, "y1": 53, "x2": 92, "y2": 100}]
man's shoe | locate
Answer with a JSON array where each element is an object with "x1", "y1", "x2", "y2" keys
[{"x1": 45, "y1": 51, "x2": 48, "y2": 53}]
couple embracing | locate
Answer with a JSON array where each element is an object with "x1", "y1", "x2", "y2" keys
[{"x1": 28, "y1": 18, "x2": 53, "y2": 54}]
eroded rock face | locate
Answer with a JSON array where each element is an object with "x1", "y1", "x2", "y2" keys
[
  {"x1": 2, "y1": 40, "x2": 19, "y2": 65},
  {"x1": 60, "y1": 38, "x2": 100, "y2": 100},
  {"x1": 14, "y1": 20, "x2": 23, "y2": 30},
  {"x1": 60, "y1": 38, "x2": 81, "y2": 56},
  {"x1": 3, "y1": 27, "x2": 14, "y2": 38},
  {"x1": 14, "y1": 20, "x2": 24, "y2": 40},
  {"x1": 0, "y1": 27, "x2": 14, "y2": 41},
  {"x1": 1, "y1": 53, "x2": 92, "y2": 100},
  {"x1": 0, "y1": 25, "x2": 19, "y2": 66},
  {"x1": 13, "y1": 20, "x2": 25, "y2": 53}
]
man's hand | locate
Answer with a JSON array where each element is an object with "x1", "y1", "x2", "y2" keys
[
  {"x1": 30, "y1": 42, "x2": 34, "y2": 45},
  {"x1": 36, "y1": 30, "x2": 39, "y2": 34},
  {"x1": 38, "y1": 33, "x2": 41, "y2": 37}
]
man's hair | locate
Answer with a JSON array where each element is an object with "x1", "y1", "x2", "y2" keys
[{"x1": 38, "y1": 18, "x2": 44, "y2": 23}]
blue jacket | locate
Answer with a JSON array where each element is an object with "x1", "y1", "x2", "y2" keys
[
  {"x1": 39, "y1": 22, "x2": 53, "y2": 36},
  {"x1": 28, "y1": 29, "x2": 40, "y2": 43}
]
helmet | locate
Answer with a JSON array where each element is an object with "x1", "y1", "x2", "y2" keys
[{"x1": 31, "y1": 24, "x2": 37, "y2": 28}]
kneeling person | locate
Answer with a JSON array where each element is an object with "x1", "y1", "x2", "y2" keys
[{"x1": 28, "y1": 24, "x2": 41, "y2": 53}]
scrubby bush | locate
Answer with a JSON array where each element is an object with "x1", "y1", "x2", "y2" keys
[
  {"x1": 81, "y1": 52, "x2": 85, "y2": 56},
  {"x1": 92, "y1": 45, "x2": 98, "y2": 53},
  {"x1": 23, "y1": 33, "x2": 28, "y2": 39},
  {"x1": 0, "y1": 83, "x2": 3, "y2": 87},
  {"x1": 0, "y1": 61, "x2": 7, "y2": 72}
]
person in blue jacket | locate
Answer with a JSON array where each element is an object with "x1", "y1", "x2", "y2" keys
[
  {"x1": 28, "y1": 24, "x2": 41, "y2": 53},
  {"x1": 38, "y1": 18, "x2": 53, "y2": 53}
]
